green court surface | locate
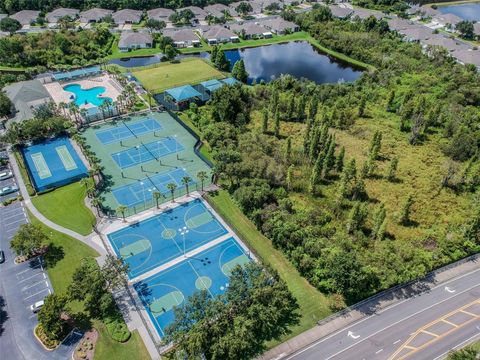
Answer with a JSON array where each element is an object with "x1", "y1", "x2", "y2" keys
[
  {"x1": 186, "y1": 212, "x2": 215, "y2": 229},
  {"x1": 31, "y1": 153, "x2": 52, "y2": 179},
  {"x1": 119, "y1": 239, "x2": 151, "y2": 258},
  {"x1": 81, "y1": 111, "x2": 212, "y2": 215},
  {"x1": 56, "y1": 145, "x2": 77, "y2": 171},
  {"x1": 149, "y1": 291, "x2": 184, "y2": 314}
]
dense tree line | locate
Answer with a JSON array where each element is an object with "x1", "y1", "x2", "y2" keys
[
  {"x1": 0, "y1": 28, "x2": 113, "y2": 68},
  {"x1": 164, "y1": 262, "x2": 299, "y2": 359},
  {"x1": 0, "y1": 0, "x2": 239, "y2": 14},
  {"x1": 186, "y1": 8, "x2": 480, "y2": 305}
]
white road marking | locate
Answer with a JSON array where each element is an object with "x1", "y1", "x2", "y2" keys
[
  {"x1": 445, "y1": 286, "x2": 456, "y2": 293},
  {"x1": 284, "y1": 267, "x2": 480, "y2": 360},
  {"x1": 324, "y1": 283, "x2": 480, "y2": 360},
  {"x1": 347, "y1": 331, "x2": 360, "y2": 339},
  {"x1": 24, "y1": 288, "x2": 49, "y2": 300},
  {"x1": 22, "y1": 280, "x2": 47, "y2": 290},
  {"x1": 375, "y1": 349, "x2": 383, "y2": 354},
  {"x1": 432, "y1": 331, "x2": 480, "y2": 360},
  {"x1": 393, "y1": 339, "x2": 401, "y2": 344},
  {"x1": 18, "y1": 272, "x2": 43, "y2": 283}
]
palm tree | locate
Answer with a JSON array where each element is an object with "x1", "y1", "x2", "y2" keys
[
  {"x1": 181, "y1": 176, "x2": 192, "y2": 196},
  {"x1": 117, "y1": 205, "x2": 128, "y2": 222},
  {"x1": 153, "y1": 191, "x2": 162, "y2": 208},
  {"x1": 197, "y1": 171, "x2": 208, "y2": 192},
  {"x1": 79, "y1": 177, "x2": 90, "y2": 190},
  {"x1": 68, "y1": 102, "x2": 80, "y2": 124},
  {"x1": 167, "y1": 183, "x2": 177, "y2": 203},
  {"x1": 146, "y1": 91, "x2": 154, "y2": 108},
  {"x1": 79, "y1": 108, "x2": 87, "y2": 126},
  {"x1": 86, "y1": 184, "x2": 95, "y2": 198},
  {"x1": 58, "y1": 102, "x2": 67, "y2": 117},
  {"x1": 104, "y1": 98, "x2": 114, "y2": 117},
  {"x1": 91, "y1": 197, "x2": 102, "y2": 217}
]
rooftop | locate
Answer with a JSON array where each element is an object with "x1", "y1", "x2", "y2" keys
[
  {"x1": 46, "y1": 8, "x2": 79, "y2": 23},
  {"x1": 203, "y1": 25, "x2": 238, "y2": 39},
  {"x1": 112, "y1": 9, "x2": 142, "y2": 24},
  {"x1": 165, "y1": 84, "x2": 202, "y2": 102},
  {"x1": 3, "y1": 80, "x2": 52, "y2": 123},
  {"x1": 10, "y1": 10, "x2": 40, "y2": 25},
  {"x1": 119, "y1": 32, "x2": 153, "y2": 47}
]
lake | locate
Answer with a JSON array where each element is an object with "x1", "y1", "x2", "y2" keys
[
  {"x1": 438, "y1": 2, "x2": 480, "y2": 21},
  {"x1": 224, "y1": 41, "x2": 362, "y2": 85},
  {"x1": 108, "y1": 52, "x2": 209, "y2": 68}
]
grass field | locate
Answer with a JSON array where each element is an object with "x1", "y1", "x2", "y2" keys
[
  {"x1": 94, "y1": 321, "x2": 150, "y2": 360},
  {"x1": 132, "y1": 58, "x2": 225, "y2": 93},
  {"x1": 28, "y1": 210, "x2": 99, "y2": 311},
  {"x1": 31, "y1": 181, "x2": 96, "y2": 236},
  {"x1": 28, "y1": 211, "x2": 149, "y2": 358},
  {"x1": 206, "y1": 190, "x2": 331, "y2": 344}
]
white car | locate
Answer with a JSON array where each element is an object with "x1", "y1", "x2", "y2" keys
[
  {"x1": 0, "y1": 171, "x2": 13, "y2": 181},
  {"x1": 30, "y1": 300, "x2": 44, "y2": 313},
  {"x1": 0, "y1": 185, "x2": 18, "y2": 195}
]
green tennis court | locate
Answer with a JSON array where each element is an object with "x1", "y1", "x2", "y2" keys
[
  {"x1": 56, "y1": 145, "x2": 78, "y2": 171},
  {"x1": 31, "y1": 153, "x2": 52, "y2": 179}
]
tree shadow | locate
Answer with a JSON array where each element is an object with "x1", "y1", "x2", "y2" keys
[
  {"x1": 0, "y1": 295, "x2": 8, "y2": 336},
  {"x1": 44, "y1": 243, "x2": 65, "y2": 269},
  {"x1": 73, "y1": 312, "x2": 93, "y2": 331}
]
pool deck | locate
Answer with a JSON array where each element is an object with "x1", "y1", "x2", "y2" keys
[{"x1": 44, "y1": 74, "x2": 122, "y2": 108}]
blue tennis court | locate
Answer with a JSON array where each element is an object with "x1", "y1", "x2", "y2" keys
[
  {"x1": 111, "y1": 168, "x2": 193, "y2": 208},
  {"x1": 95, "y1": 118, "x2": 162, "y2": 144},
  {"x1": 111, "y1": 137, "x2": 184, "y2": 169},
  {"x1": 22, "y1": 136, "x2": 88, "y2": 192},
  {"x1": 107, "y1": 199, "x2": 228, "y2": 278},
  {"x1": 134, "y1": 237, "x2": 251, "y2": 337}
]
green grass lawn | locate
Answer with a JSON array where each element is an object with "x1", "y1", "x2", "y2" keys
[
  {"x1": 206, "y1": 190, "x2": 331, "y2": 345},
  {"x1": 27, "y1": 209, "x2": 99, "y2": 310},
  {"x1": 31, "y1": 181, "x2": 96, "y2": 236},
  {"x1": 27, "y1": 210, "x2": 149, "y2": 358},
  {"x1": 132, "y1": 58, "x2": 225, "y2": 93},
  {"x1": 94, "y1": 321, "x2": 151, "y2": 360}
]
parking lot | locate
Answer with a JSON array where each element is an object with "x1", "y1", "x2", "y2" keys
[
  {"x1": 0, "y1": 150, "x2": 20, "y2": 203},
  {"x1": 0, "y1": 202, "x2": 81, "y2": 359}
]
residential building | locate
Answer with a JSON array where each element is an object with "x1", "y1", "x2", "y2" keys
[
  {"x1": 451, "y1": 49, "x2": 480, "y2": 69},
  {"x1": 328, "y1": 5, "x2": 353, "y2": 19},
  {"x1": 204, "y1": 4, "x2": 237, "y2": 18},
  {"x1": 229, "y1": 22, "x2": 272, "y2": 39},
  {"x1": 351, "y1": 8, "x2": 384, "y2": 20},
  {"x1": 178, "y1": 6, "x2": 208, "y2": 22},
  {"x1": 147, "y1": 8, "x2": 174, "y2": 22},
  {"x1": 112, "y1": 9, "x2": 142, "y2": 25},
  {"x1": 118, "y1": 32, "x2": 153, "y2": 52},
  {"x1": 259, "y1": 17, "x2": 299, "y2": 34},
  {"x1": 3, "y1": 80, "x2": 52, "y2": 124},
  {"x1": 163, "y1": 28, "x2": 201, "y2": 47},
  {"x1": 46, "y1": 8, "x2": 79, "y2": 23},
  {"x1": 387, "y1": 18, "x2": 415, "y2": 31},
  {"x1": 79, "y1": 8, "x2": 113, "y2": 23},
  {"x1": 398, "y1": 26, "x2": 433, "y2": 42},
  {"x1": 10, "y1": 10, "x2": 40, "y2": 26},
  {"x1": 202, "y1": 25, "x2": 239, "y2": 44},
  {"x1": 432, "y1": 13, "x2": 463, "y2": 30},
  {"x1": 422, "y1": 35, "x2": 470, "y2": 52}
]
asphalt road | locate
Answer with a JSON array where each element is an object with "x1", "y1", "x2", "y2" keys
[
  {"x1": 0, "y1": 202, "x2": 81, "y2": 359},
  {"x1": 286, "y1": 267, "x2": 480, "y2": 360}
]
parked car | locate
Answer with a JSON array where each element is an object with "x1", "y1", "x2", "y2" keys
[
  {"x1": 0, "y1": 185, "x2": 18, "y2": 195},
  {"x1": 30, "y1": 300, "x2": 45, "y2": 313},
  {"x1": 0, "y1": 250, "x2": 4, "y2": 263},
  {"x1": 0, "y1": 170, "x2": 13, "y2": 180}
]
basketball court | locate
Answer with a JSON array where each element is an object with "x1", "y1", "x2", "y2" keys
[{"x1": 134, "y1": 237, "x2": 251, "y2": 337}]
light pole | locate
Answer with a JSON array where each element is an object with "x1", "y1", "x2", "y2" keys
[
  {"x1": 179, "y1": 226, "x2": 189, "y2": 256},
  {"x1": 174, "y1": 134, "x2": 178, "y2": 160}
]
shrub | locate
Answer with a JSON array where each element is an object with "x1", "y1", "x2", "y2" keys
[{"x1": 104, "y1": 316, "x2": 130, "y2": 342}]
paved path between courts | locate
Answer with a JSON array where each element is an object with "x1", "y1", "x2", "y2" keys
[{"x1": 8, "y1": 150, "x2": 106, "y2": 257}]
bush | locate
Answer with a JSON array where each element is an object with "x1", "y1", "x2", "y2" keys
[{"x1": 104, "y1": 316, "x2": 130, "y2": 342}]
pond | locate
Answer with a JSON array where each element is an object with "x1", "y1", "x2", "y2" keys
[
  {"x1": 108, "y1": 54, "x2": 164, "y2": 68},
  {"x1": 438, "y1": 2, "x2": 480, "y2": 21},
  {"x1": 224, "y1": 41, "x2": 363, "y2": 85},
  {"x1": 108, "y1": 52, "x2": 210, "y2": 68}
]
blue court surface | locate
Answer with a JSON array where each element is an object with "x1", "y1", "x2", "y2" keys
[
  {"x1": 107, "y1": 199, "x2": 228, "y2": 278},
  {"x1": 95, "y1": 118, "x2": 162, "y2": 144},
  {"x1": 22, "y1": 136, "x2": 88, "y2": 192},
  {"x1": 134, "y1": 237, "x2": 251, "y2": 337},
  {"x1": 111, "y1": 137, "x2": 184, "y2": 169},
  {"x1": 111, "y1": 168, "x2": 194, "y2": 208}
]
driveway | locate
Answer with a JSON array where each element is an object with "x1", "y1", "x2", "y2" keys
[{"x1": 0, "y1": 202, "x2": 81, "y2": 359}]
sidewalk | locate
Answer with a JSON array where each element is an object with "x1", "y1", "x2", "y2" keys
[
  {"x1": 259, "y1": 253, "x2": 480, "y2": 360},
  {"x1": 8, "y1": 150, "x2": 106, "y2": 257}
]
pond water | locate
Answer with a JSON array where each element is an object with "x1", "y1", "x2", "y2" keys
[
  {"x1": 108, "y1": 52, "x2": 210, "y2": 68},
  {"x1": 224, "y1": 41, "x2": 362, "y2": 85},
  {"x1": 438, "y1": 2, "x2": 480, "y2": 21},
  {"x1": 108, "y1": 54, "x2": 164, "y2": 68}
]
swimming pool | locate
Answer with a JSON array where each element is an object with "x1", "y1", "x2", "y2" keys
[{"x1": 64, "y1": 84, "x2": 112, "y2": 107}]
